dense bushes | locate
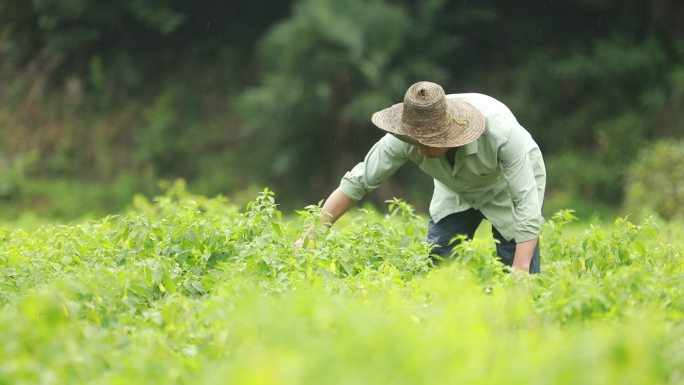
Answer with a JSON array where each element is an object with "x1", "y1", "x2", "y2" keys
[
  {"x1": 625, "y1": 139, "x2": 684, "y2": 219},
  {"x1": 1, "y1": 185, "x2": 682, "y2": 384}
]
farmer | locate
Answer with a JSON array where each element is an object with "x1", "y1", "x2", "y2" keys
[{"x1": 297, "y1": 81, "x2": 546, "y2": 274}]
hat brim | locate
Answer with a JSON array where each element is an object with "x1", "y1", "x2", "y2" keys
[{"x1": 371, "y1": 99, "x2": 486, "y2": 148}]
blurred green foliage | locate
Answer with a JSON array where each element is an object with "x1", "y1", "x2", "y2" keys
[
  {"x1": 1, "y1": 0, "x2": 683, "y2": 219},
  {"x1": 625, "y1": 140, "x2": 684, "y2": 220},
  {"x1": 0, "y1": 187, "x2": 682, "y2": 383},
  {"x1": 0, "y1": 150, "x2": 37, "y2": 200}
]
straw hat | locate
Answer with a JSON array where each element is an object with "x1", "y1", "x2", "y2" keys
[{"x1": 371, "y1": 81, "x2": 485, "y2": 147}]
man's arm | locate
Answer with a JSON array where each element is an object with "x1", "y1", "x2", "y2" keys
[
  {"x1": 498, "y1": 126, "x2": 545, "y2": 273},
  {"x1": 294, "y1": 134, "x2": 412, "y2": 248},
  {"x1": 512, "y1": 238, "x2": 537, "y2": 273},
  {"x1": 329, "y1": 133, "x2": 412, "y2": 225},
  {"x1": 295, "y1": 188, "x2": 355, "y2": 248},
  {"x1": 320, "y1": 187, "x2": 355, "y2": 226}
]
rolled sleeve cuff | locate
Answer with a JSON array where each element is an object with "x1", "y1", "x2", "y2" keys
[
  {"x1": 511, "y1": 216, "x2": 544, "y2": 243},
  {"x1": 339, "y1": 178, "x2": 365, "y2": 202}
]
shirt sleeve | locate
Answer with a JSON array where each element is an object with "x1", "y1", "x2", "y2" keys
[
  {"x1": 339, "y1": 134, "x2": 411, "y2": 201},
  {"x1": 498, "y1": 126, "x2": 544, "y2": 242}
]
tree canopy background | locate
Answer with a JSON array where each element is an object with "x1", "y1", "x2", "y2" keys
[{"x1": 1, "y1": 0, "x2": 683, "y2": 219}]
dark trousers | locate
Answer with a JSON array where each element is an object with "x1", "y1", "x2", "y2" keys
[{"x1": 427, "y1": 208, "x2": 540, "y2": 274}]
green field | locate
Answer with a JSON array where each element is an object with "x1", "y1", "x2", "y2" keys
[{"x1": 1, "y1": 184, "x2": 683, "y2": 385}]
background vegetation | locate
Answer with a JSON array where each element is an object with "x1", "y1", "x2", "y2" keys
[
  {"x1": 2, "y1": 3, "x2": 684, "y2": 382},
  {"x1": 1, "y1": 0, "x2": 684, "y2": 220}
]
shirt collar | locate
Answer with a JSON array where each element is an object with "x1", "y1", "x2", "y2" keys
[{"x1": 463, "y1": 139, "x2": 479, "y2": 155}]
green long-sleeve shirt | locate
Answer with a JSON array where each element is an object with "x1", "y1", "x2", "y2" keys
[{"x1": 340, "y1": 93, "x2": 546, "y2": 243}]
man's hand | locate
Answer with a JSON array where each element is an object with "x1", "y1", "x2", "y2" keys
[
  {"x1": 294, "y1": 225, "x2": 316, "y2": 248},
  {"x1": 294, "y1": 188, "x2": 355, "y2": 249},
  {"x1": 510, "y1": 267, "x2": 528, "y2": 280},
  {"x1": 293, "y1": 237, "x2": 306, "y2": 248}
]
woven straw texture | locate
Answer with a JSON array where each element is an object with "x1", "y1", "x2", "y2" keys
[{"x1": 371, "y1": 81, "x2": 485, "y2": 147}]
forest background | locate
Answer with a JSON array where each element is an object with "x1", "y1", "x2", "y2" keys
[{"x1": 1, "y1": 0, "x2": 683, "y2": 221}]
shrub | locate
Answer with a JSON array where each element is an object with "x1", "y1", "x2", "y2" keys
[
  {"x1": 1, "y1": 185, "x2": 683, "y2": 384},
  {"x1": 625, "y1": 140, "x2": 684, "y2": 219}
]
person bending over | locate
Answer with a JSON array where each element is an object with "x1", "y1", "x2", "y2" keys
[{"x1": 297, "y1": 81, "x2": 546, "y2": 274}]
